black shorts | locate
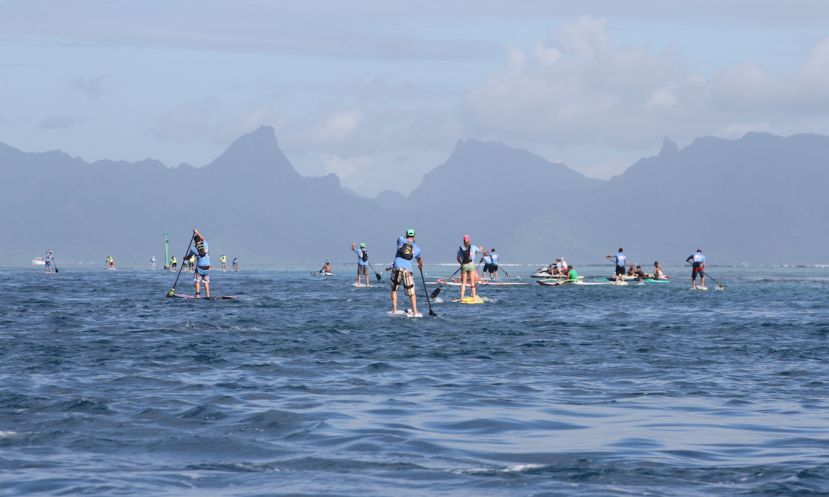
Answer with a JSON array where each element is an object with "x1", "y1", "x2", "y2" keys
[
  {"x1": 615, "y1": 266, "x2": 625, "y2": 276},
  {"x1": 487, "y1": 264, "x2": 498, "y2": 274},
  {"x1": 692, "y1": 264, "x2": 703, "y2": 279}
]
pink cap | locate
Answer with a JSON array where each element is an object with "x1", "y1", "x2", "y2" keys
[{"x1": 463, "y1": 235, "x2": 471, "y2": 242}]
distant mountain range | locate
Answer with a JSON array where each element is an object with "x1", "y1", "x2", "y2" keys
[{"x1": 2, "y1": 127, "x2": 827, "y2": 266}]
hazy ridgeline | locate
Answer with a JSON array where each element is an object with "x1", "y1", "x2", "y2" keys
[{"x1": 2, "y1": 127, "x2": 828, "y2": 266}]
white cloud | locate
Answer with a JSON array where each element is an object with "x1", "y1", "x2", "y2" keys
[
  {"x1": 312, "y1": 109, "x2": 363, "y2": 144},
  {"x1": 322, "y1": 153, "x2": 371, "y2": 181},
  {"x1": 461, "y1": 17, "x2": 829, "y2": 156}
]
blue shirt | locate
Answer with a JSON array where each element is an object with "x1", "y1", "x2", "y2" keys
[
  {"x1": 393, "y1": 236, "x2": 421, "y2": 271},
  {"x1": 354, "y1": 247, "x2": 368, "y2": 266},
  {"x1": 614, "y1": 253, "x2": 626, "y2": 267},
  {"x1": 457, "y1": 244, "x2": 478, "y2": 264},
  {"x1": 489, "y1": 253, "x2": 499, "y2": 265},
  {"x1": 186, "y1": 240, "x2": 210, "y2": 267},
  {"x1": 689, "y1": 252, "x2": 706, "y2": 265}
]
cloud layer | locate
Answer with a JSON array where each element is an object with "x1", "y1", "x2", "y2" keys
[{"x1": 461, "y1": 17, "x2": 829, "y2": 156}]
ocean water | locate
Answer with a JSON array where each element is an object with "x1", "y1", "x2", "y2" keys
[{"x1": 1, "y1": 266, "x2": 828, "y2": 496}]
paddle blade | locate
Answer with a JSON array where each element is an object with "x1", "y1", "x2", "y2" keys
[
  {"x1": 166, "y1": 289, "x2": 175, "y2": 298},
  {"x1": 430, "y1": 287, "x2": 441, "y2": 299},
  {"x1": 54, "y1": 267, "x2": 59, "y2": 273},
  {"x1": 429, "y1": 309, "x2": 437, "y2": 317},
  {"x1": 375, "y1": 273, "x2": 382, "y2": 282}
]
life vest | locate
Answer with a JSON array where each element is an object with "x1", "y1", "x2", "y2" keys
[
  {"x1": 397, "y1": 240, "x2": 414, "y2": 260},
  {"x1": 196, "y1": 241, "x2": 207, "y2": 257},
  {"x1": 460, "y1": 244, "x2": 472, "y2": 264},
  {"x1": 361, "y1": 249, "x2": 368, "y2": 262}
]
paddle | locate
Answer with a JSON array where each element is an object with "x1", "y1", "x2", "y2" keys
[
  {"x1": 367, "y1": 262, "x2": 382, "y2": 281},
  {"x1": 312, "y1": 263, "x2": 325, "y2": 276},
  {"x1": 418, "y1": 266, "x2": 437, "y2": 317},
  {"x1": 702, "y1": 271, "x2": 726, "y2": 291},
  {"x1": 166, "y1": 234, "x2": 194, "y2": 298},
  {"x1": 53, "y1": 259, "x2": 59, "y2": 274},
  {"x1": 430, "y1": 266, "x2": 461, "y2": 299}
]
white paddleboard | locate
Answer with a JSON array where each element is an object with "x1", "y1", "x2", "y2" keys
[
  {"x1": 387, "y1": 309, "x2": 423, "y2": 318},
  {"x1": 352, "y1": 283, "x2": 373, "y2": 288}
]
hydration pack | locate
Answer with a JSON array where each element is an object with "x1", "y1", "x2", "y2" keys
[
  {"x1": 461, "y1": 245, "x2": 472, "y2": 264},
  {"x1": 397, "y1": 241, "x2": 414, "y2": 261},
  {"x1": 361, "y1": 249, "x2": 368, "y2": 262},
  {"x1": 196, "y1": 241, "x2": 207, "y2": 257}
]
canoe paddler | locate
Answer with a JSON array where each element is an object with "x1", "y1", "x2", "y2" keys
[
  {"x1": 651, "y1": 261, "x2": 669, "y2": 280},
  {"x1": 184, "y1": 228, "x2": 211, "y2": 298},
  {"x1": 352, "y1": 242, "x2": 370, "y2": 285},
  {"x1": 390, "y1": 229, "x2": 422, "y2": 315},
  {"x1": 686, "y1": 249, "x2": 706, "y2": 290},
  {"x1": 457, "y1": 235, "x2": 481, "y2": 301}
]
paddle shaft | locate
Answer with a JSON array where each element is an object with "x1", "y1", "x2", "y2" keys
[
  {"x1": 430, "y1": 266, "x2": 462, "y2": 299},
  {"x1": 418, "y1": 266, "x2": 436, "y2": 317},
  {"x1": 367, "y1": 261, "x2": 382, "y2": 280},
  {"x1": 169, "y1": 234, "x2": 194, "y2": 295}
]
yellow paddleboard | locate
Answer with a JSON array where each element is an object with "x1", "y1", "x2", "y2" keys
[{"x1": 452, "y1": 295, "x2": 485, "y2": 304}]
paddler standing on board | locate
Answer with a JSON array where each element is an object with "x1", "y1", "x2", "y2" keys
[
  {"x1": 220, "y1": 254, "x2": 227, "y2": 271},
  {"x1": 486, "y1": 248, "x2": 500, "y2": 280},
  {"x1": 44, "y1": 250, "x2": 54, "y2": 273},
  {"x1": 457, "y1": 235, "x2": 480, "y2": 301},
  {"x1": 686, "y1": 249, "x2": 706, "y2": 290},
  {"x1": 351, "y1": 242, "x2": 370, "y2": 286},
  {"x1": 390, "y1": 229, "x2": 422, "y2": 315},
  {"x1": 184, "y1": 228, "x2": 211, "y2": 298},
  {"x1": 606, "y1": 248, "x2": 627, "y2": 282}
]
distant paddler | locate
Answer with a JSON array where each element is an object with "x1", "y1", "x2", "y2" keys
[
  {"x1": 106, "y1": 255, "x2": 116, "y2": 269},
  {"x1": 567, "y1": 265, "x2": 579, "y2": 282},
  {"x1": 150, "y1": 256, "x2": 156, "y2": 270},
  {"x1": 184, "y1": 228, "x2": 211, "y2": 298},
  {"x1": 220, "y1": 254, "x2": 227, "y2": 271},
  {"x1": 686, "y1": 249, "x2": 706, "y2": 290},
  {"x1": 170, "y1": 255, "x2": 178, "y2": 270},
  {"x1": 390, "y1": 229, "x2": 422, "y2": 315},
  {"x1": 651, "y1": 261, "x2": 669, "y2": 280},
  {"x1": 44, "y1": 249, "x2": 54, "y2": 273},
  {"x1": 351, "y1": 242, "x2": 370, "y2": 285},
  {"x1": 482, "y1": 248, "x2": 501, "y2": 280},
  {"x1": 232, "y1": 257, "x2": 239, "y2": 271},
  {"x1": 606, "y1": 248, "x2": 626, "y2": 282},
  {"x1": 457, "y1": 235, "x2": 481, "y2": 301}
]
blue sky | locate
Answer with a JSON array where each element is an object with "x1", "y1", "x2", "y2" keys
[{"x1": 1, "y1": 1, "x2": 828, "y2": 195}]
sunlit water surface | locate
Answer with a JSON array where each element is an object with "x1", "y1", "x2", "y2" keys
[{"x1": 1, "y1": 266, "x2": 827, "y2": 496}]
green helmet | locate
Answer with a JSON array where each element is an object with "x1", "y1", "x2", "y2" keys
[
  {"x1": 406, "y1": 229, "x2": 415, "y2": 237},
  {"x1": 359, "y1": 242, "x2": 366, "y2": 248}
]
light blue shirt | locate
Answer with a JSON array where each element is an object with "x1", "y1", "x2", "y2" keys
[
  {"x1": 490, "y1": 253, "x2": 499, "y2": 265},
  {"x1": 186, "y1": 240, "x2": 210, "y2": 267},
  {"x1": 393, "y1": 236, "x2": 421, "y2": 271},
  {"x1": 614, "y1": 253, "x2": 626, "y2": 267},
  {"x1": 354, "y1": 247, "x2": 368, "y2": 266}
]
